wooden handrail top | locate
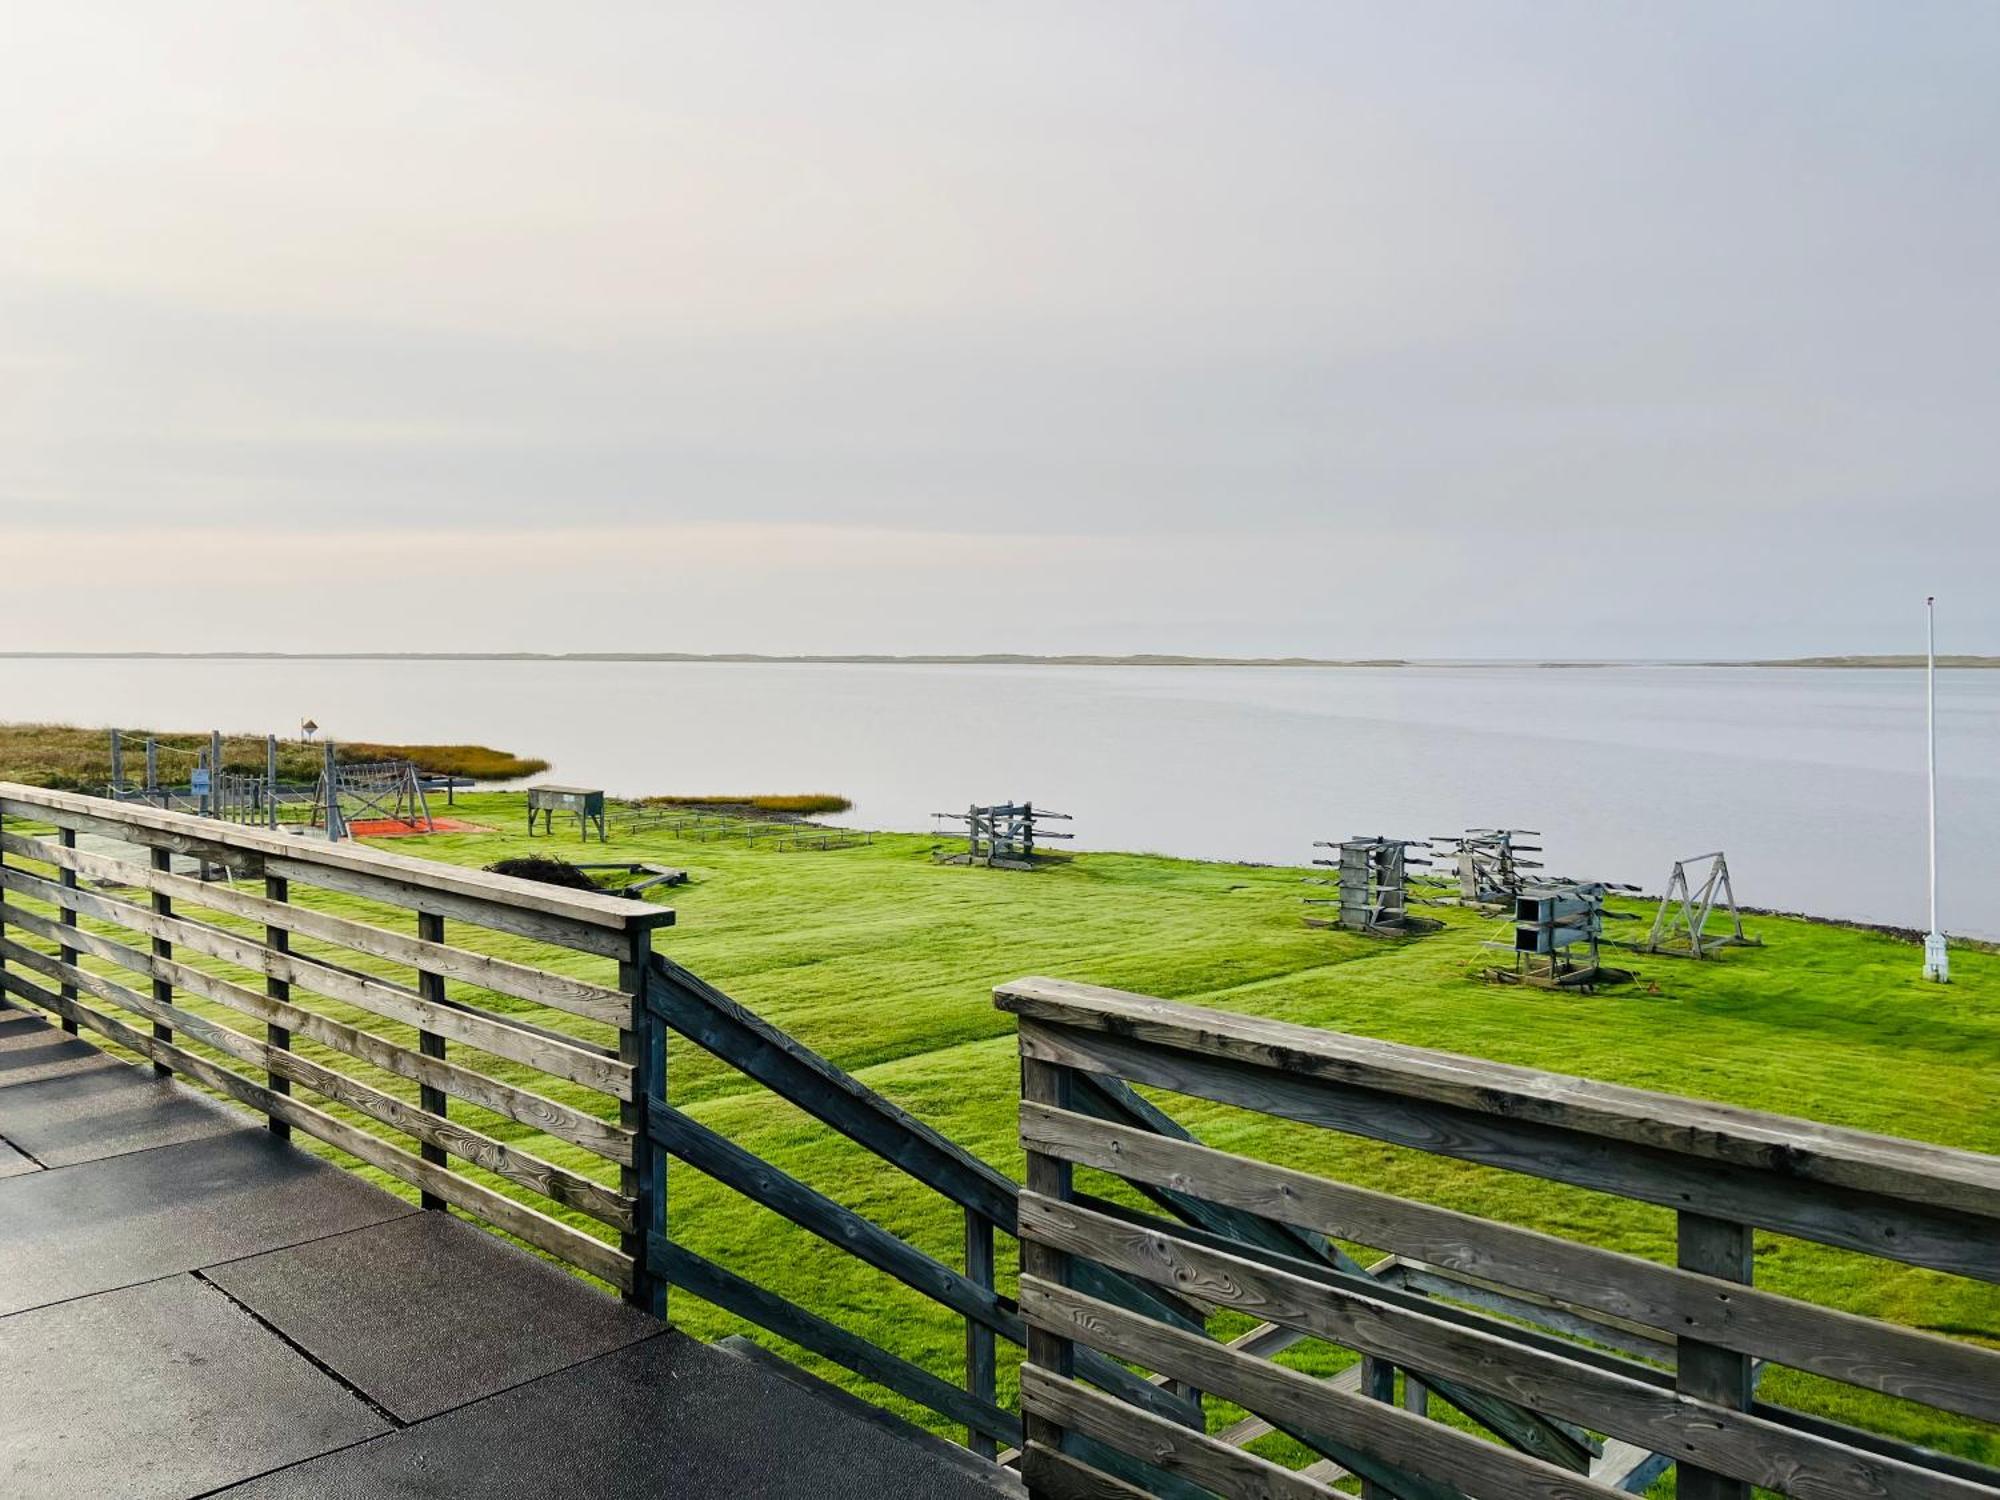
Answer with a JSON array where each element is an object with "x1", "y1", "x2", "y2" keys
[
  {"x1": 0, "y1": 783, "x2": 671, "y2": 933},
  {"x1": 995, "y1": 976, "x2": 2000, "y2": 1223}
]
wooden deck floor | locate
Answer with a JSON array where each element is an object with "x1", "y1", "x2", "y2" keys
[{"x1": 0, "y1": 1003, "x2": 1018, "y2": 1500}]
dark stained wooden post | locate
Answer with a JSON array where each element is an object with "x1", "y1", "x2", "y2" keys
[
  {"x1": 148, "y1": 847, "x2": 175, "y2": 1076},
  {"x1": 964, "y1": 1207, "x2": 997, "y2": 1459},
  {"x1": 57, "y1": 828, "x2": 80, "y2": 1034},
  {"x1": 1359, "y1": 1355, "x2": 1396, "y2": 1500},
  {"x1": 417, "y1": 912, "x2": 449, "y2": 1210},
  {"x1": 1403, "y1": 1373, "x2": 1430, "y2": 1419},
  {"x1": 264, "y1": 874, "x2": 292, "y2": 1139},
  {"x1": 1021, "y1": 1049, "x2": 1074, "y2": 1489},
  {"x1": 1676, "y1": 1211, "x2": 1754, "y2": 1500},
  {"x1": 624, "y1": 927, "x2": 665, "y2": 1317}
]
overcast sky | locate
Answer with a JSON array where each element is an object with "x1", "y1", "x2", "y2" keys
[{"x1": 4, "y1": 2, "x2": 1995, "y2": 656}]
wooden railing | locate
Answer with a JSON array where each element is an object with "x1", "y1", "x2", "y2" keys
[
  {"x1": 0, "y1": 782, "x2": 674, "y2": 1293},
  {"x1": 999, "y1": 976, "x2": 2000, "y2": 1500},
  {"x1": 634, "y1": 956, "x2": 1211, "y2": 1477}
]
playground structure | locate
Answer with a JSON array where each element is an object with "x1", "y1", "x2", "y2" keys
[
  {"x1": 1428, "y1": 828, "x2": 1544, "y2": 908},
  {"x1": 104, "y1": 729, "x2": 453, "y2": 843},
  {"x1": 309, "y1": 751, "x2": 435, "y2": 838},
  {"x1": 528, "y1": 785, "x2": 608, "y2": 843},
  {"x1": 1303, "y1": 836, "x2": 1442, "y2": 937},
  {"x1": 1485, "y1": 878, "x2": 1641, "y2": 990},
  {"x1": 933, "y1": 801, "x2": 1073, "y2": 869},
  {"x1": 1638, "y1": 850, "x2": 1761, "y2": 958}
]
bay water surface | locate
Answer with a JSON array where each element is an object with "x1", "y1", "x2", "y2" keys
[{"x1": 1, "y1": 658, "x2": 1993, "y2": 937}]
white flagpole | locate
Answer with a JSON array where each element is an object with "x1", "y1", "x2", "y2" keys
[{"x1": 1923, "y1": 595, "x2": 1949, "y2": 982}]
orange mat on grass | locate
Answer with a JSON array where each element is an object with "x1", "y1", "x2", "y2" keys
[{"x1": 344, "y1": 818, "x2": 487, "y2": 837}]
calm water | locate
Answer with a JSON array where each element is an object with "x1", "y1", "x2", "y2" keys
[{"x1": 2, "y1": 659, "x2": 1994, "y2": 937}]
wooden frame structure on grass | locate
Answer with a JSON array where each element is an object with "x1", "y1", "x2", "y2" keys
[
  {"x1": 1305, "y1": 837, "x2": 1441, "y2": 937},
  {"x1": 0, "y1": 781, "x2": 672, "y2": 1293},
  {"x1": 998, "y1": 976, "x2": 2000, "y2": 1500},
  {"x1": 1640, "y1": 851, "x2": 1761, "y2": 958},
  {"x1": 935, "y1": 802, "x2": 1074, "y2": 869}
]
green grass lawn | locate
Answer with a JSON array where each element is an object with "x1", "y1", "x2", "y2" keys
[{"x1": 3, "y1": 788, "x2": 1994, "y2": 1486}]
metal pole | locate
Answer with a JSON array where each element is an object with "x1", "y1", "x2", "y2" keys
[
  {"x1": 110, "y1": 729, "x2": 124, "y2": 795},
  {"x1": 145, "y1": 738, "x2": 158, "y2": 804},
  {"x1": 209, "y1": 730, "x2": 223, "y2": 818},
  {"x1": 323, "y1": 741, "x2": 345, "y2": 842},
  {"x1": 267, "y1": 735, "x2": 279, "y2": 830},
  {"x1": 1923, "y1": 596, "x2": 1949, "y2": 982}
]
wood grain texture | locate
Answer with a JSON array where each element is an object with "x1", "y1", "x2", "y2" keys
[
  {"x1": 1014, "y1": 1019, "x2": 1998, "y2": 1282},
  {"x1": 0, "y1": 966, "x2": 631, "y2": 1287},
  {"x1": 0, "y1": 782, "x2": 666, "y2": 935},
  {"x1": 0, "y1": 863, "x2": 633, "y2": 1098},
  {"x1": 1021, "y1": 1442, "x2": 1155, "y2": 1500},
  {"x1": 0, "y1": 829, "x2": 632, "y2": 1025},
  {"x1": 0, "y1": 896, "x2": 632, "y2": 1163},
  {"x1": 996, "y1": 977, "x2": 2000, "y2": 1222},
  {"x1": 1021, "y1": 1102, "x2": 2000, "y2": 1422},
  {"x1": 1022, "y1": 1365, "x2": 1333, "y2": 1499},
  {"x1": 0, "y1": 937, "x2": 633, "y2": 1231},
  {"x1": 1018, "y1": 1196, "x2": 1992, "y2": 1500},
  {"x1": 1018, "y1": 1277, "x2": 1630, "y2": 1500}
]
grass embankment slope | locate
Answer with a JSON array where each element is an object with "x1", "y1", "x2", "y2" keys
[
  {"x1": 0, "y1": 722, "x2": 546, "y2": 790},
  {"x1": 2, "y1": 789, "x2": 1992, "y2": 1481}
]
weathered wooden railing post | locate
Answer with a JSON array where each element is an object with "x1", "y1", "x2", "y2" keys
[
  {"x1": 148, "y1": 848, "x2": 175, "y2": 1077},
  {"x1": 57, "y1": 827, "x2": 80, "y2": 1034},
  {"x1": 1677, "y1": 1211, "x2": 1754, "y2": 1500},
  {"x1": 1020, "y1": 1038, "x2": 1075, "y2": 1492},
  {"x1": 417, "y1": 913, "x2": 449, "y2": 1210},
  {"x1": 264, "y1": 874, "x2": 292, "y2": 1139},
  {"x1": 965, "y1": 1207, "x2": 998, "y2": 1459},
  {"x1": 626, "y1": 931, "x2": 667, "y2": 1318},
  {"x1": 1358, "y1": 1356, "x2": 1395, "y2": 1500}
]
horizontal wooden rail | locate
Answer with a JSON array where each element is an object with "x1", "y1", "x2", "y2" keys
[
  {"x1": 1022, "y1": 1102, "x2": 2000, "y2": 1424},
  {"x1": 0, "y1": 862, "x2": 631, "y2": 1096},
  {"x1": 0, "y1": 831, "x2": 632, "y2": 1025},
  {"x1": 0, "y1": 784, "x2": 669, "y2": 1292},
  {"x1": 999, "y1": 977, "x2": 2000, "y2": 1238},
  {"x1": 1002, "y1": 977, "x2": 2000, "y2": 1500}
]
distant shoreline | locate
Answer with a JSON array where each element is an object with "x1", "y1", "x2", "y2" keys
[{"x1": 1, "y1": 651, "x2": 1995, "y2": 669}]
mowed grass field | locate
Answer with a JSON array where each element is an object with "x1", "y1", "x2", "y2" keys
[{"x1": 2, "y1": 788, "x2": 1994, "y2": 1485}]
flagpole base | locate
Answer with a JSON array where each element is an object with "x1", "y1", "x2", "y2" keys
[{"x1": 1923, "y1": 930, "x2": 1950, "y2": 983}]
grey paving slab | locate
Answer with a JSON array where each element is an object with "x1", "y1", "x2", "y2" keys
[
  {"x1": 0, "y1": 1133, "x2": 37, "y2": 1176},
  {"x1": 0, "y1": 1274, "x2": 388, "y2": 1500},
  {"x1": 0, "y1": 1128, "x2": 417, "y2": 1315},
  {"x1": 215, "y1": 1329, "x2": 1018, "y2": 1500},
  {"x1": 205, "y1": 1212, "x2": 662, "y2": 1422},
  {"x1": 0, "y1": 1056, "x2": 248, "y2": 1167},
  {"x1": 0, "y1": 1008, "x2": 128, "y2": 1086}
]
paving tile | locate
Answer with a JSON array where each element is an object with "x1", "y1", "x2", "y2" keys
[
  {"x1": 0, "y1": 1274, "x2": 387, "y2": 1499},
  {"x1": 0, "y1": 1061, "x2": 248, "y2": 1167},
  {"x1": 214, "y1": 1330, "x2": 1016, "y2": 1500},
  {"x1": 0, "y1": 1129, "x2": 416, "y2": 1315},
  {"x1": 0, "y1": 1008, "x2": 129, "y2": 1087},
  {"x1": 0, "y1": 1133, "x2": 37, "y2": 1177},
  {"x1": 206, "y1": 1212, "x2": 660, "y2": 1421}
]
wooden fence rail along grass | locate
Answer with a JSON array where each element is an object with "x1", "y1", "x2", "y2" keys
[
  {"x1": 997, "y1": 975, "x2": 2000, "y2": 1500},
  {"x1": 0, "y1": 781, "x2": 673, "y2": 1291}
]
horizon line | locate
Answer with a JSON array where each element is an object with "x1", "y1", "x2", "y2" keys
[{"x1": 2, "y1": 651, "x2": 1995, "y2": 669}]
